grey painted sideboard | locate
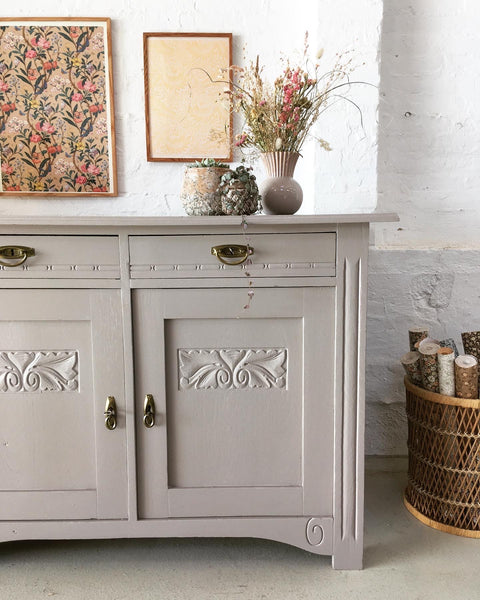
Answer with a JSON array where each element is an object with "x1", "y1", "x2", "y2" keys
[{"x1": 0, "y1": 214, "x2": 397, "y2": 570}]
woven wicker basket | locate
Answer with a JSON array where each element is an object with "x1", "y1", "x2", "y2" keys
[{"x1": 404, "y1": 376, "x2": 480, "y2": 537}]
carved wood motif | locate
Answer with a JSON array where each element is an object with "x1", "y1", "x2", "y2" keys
[
  {"x1": 0, "y1": 350, "x2": 79, "y2": 392},
  {"x1": 306, "y1": 518, "x2": 324, "y2": 546},
  {"x1": 131, "y1": 261, "x2": 334, "y2": 274},
  {"x1": 178, "y1": 348, "x2": 287, "y2": 390},
  {"x1": 0, "y1": 264, "x2": 119, "y2": 275}
]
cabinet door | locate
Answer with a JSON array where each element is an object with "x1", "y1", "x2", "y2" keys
[
  {"x1": 134, "y1": 287, "x2": 334, "y2": 518},
  {"x1": 0, "y1": 289, "x2": 127, "y2": 520}
]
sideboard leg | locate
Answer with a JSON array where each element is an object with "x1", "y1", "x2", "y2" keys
[{"x1": 332, "y1": 542, "x2": 363, "y2": 570}]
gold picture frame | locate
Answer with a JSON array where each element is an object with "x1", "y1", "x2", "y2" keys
[
  {"x1": 0, "y1": 17, "x2": 117, "y2": 196},
  {"x1": 143, "y1": 32, "x2": 232, "y2": 162}
]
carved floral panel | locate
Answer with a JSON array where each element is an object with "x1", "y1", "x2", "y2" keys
[
  {"x1": 0, "y1": 350, "x2": 78, "y2": 392},
  {"x1": 178, "y1": 348, "x2": 287, "y2": 390}
]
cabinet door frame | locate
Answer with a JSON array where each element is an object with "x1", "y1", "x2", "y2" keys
[
  {"x1": 134, "y1": 286, "x2": 335, "y2": 519},
  {"x1": 0, "y1": 289, "x2": 127, "y2": 520}
]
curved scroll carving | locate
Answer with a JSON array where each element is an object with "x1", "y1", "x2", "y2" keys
[
  {"x1": 306, "y1": 518, "x2": 324, "y2": 546},
  {"x1": 178, "y1": 348, "x2": 287, "y2": 390},
  {"x1": 0, "y1": 350, "x2": 78, "y2": 392}
]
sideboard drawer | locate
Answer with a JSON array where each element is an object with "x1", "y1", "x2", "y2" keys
[
  {"x1": 0, "y1": 236, "x2": 120, "y2": 279},
  {"x1": 129, "y1": 233, "x2": 336, "y2": 279}
]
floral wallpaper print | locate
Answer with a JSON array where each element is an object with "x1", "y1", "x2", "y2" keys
[{"x1": 0, "y1": 20, "x2": 116, "y2": 195}]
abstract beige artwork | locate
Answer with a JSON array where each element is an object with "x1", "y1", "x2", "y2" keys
[{"x1": 144, "y1": 33, "x2": 232, "y2": 162}]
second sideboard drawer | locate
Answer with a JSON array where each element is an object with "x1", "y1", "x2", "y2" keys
[
  {"x1": 0, "y1": 236, "x2": 120, "y2": 279},
  {"x1": 129, "y1": 233, "x2": 336, "y2": 279}
]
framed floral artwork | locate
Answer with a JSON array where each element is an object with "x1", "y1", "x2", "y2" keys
[
  {"x1": 144, "y1": 32, "x2": 232, "y2": 162},
  {"x1": 0, "y1": 18, "x2": 117, "y2": 196}
]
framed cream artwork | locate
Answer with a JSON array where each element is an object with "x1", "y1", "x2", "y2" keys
[{"x1": 143, "y1": 32, "x2": 232, "y2": 162}]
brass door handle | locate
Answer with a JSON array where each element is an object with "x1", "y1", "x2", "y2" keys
[
  {"x1": 0, "y1": 245, "x2": 35, "y2": 267},
  {"x1": 143, "y1": 394, "x2": 155, "y2": 428},
  {"x1": 211, "y1": 244, "x2": 253, "y2": 266},
  {"x1": 104, "y1": 396, "x2": 117, "y2": 430}
]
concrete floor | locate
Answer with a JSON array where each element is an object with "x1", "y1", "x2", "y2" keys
[{"x1": 1, "y1": 458, "x2": 478, "y2": 600}]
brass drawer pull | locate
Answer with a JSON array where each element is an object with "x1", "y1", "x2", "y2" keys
[
  {"x1": 211, "y1": 244, "x2": 254, "y2": 266},
  {"x1": 143, "y1": 394, "x2": 155, "y2": 428},
  {"x1": 104, "y1": 396, "x2": 117, "y2": 430},
  {"x1": 0, "y1": 245, "x2": 35, "y2": 268}
]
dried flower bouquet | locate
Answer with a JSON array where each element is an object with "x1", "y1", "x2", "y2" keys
[{"x1": 217, "y1": 35, "x2": 366, "y2": 156}]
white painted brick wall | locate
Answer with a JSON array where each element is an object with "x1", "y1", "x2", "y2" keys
[
  {"x1": 313, "y1": 0, "x2": 381, "y2": 214},
  {"x1": 368, "y1": 2, "x2": 480, "y2": 454},
  {"x1": 376, "y1": 1, "x2": 480, "y2": 249}
]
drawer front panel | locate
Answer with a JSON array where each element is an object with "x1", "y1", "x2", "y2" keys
[
  {"x1": 129, "y1": 233, "x2": 336, "y2": 279},
  {"x1": 0, "y1": 236, "x2": 120, "y2": 278}
]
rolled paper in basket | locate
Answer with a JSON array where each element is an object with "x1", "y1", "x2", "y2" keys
[
  {"x1": 409, "y1": 327, "x2": 429, "y2": 352},
  {"x1": 437, "y1": 347, "x2": 455, "y2": 396},
  {"x1": 419, "y1": 342, "x2": 441, "y2": 393},
  {"x1": 461, "y1": 331, "x2": 480, "y2": 355},
  {"x1": 461, "y1": 331, "x2": 480, "y2": 386},
  {"x1": 416, "y1": 337, "x2": 440, "y2": 351},
  {"x1": 454, "y1": 354, "x2": 479, "y2": 399},
  {"x1": 439, "y1": 338, "x2": 459, "y2": 358},
  {"x1": 400, "y1": 351, "x2": 422, "y2": 386}
]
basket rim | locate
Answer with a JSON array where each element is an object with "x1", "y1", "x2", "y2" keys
[
  {"x1": 404, "y1": 376, "x2": 480, "y2": 408},
  {"x1": 404, "y1": 494, "x2": 480, "y2": 538}
]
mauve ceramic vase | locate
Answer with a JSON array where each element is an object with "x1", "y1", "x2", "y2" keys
[{"x1": 259, "y1": 152, "x2": 303, "y2": 215}]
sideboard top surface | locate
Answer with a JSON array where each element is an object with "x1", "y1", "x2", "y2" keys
[{"x1": 0, "y1": 213, "x2": 399, "y2": 232}]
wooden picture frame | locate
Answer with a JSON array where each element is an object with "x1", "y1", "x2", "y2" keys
[
  {"x1": 0, "y1": 17, "x2": 117, "y2": 196},
  {"x1": 143, "y1": 32, "x2": 232, "y2": 162}
]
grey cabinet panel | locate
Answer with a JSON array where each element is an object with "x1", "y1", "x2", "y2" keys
[
  {"x1": 134, "y1": 286, "x2": 334, "y2": 519},
  {"x1": 0, "y1": 289, "x2": 127, "y2": 520}
]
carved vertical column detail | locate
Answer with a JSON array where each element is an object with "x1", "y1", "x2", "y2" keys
[
  {"x1": 341, "y1": 256, "x2": 362, "y2": 542},
  {"x1": 332, "y1": 223, "x2": 369, "y2": 569}
]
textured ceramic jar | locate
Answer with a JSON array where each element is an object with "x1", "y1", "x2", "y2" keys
[
  {"x1": 180, "y1": 166, "x2": 229, "y2": 216},
  {"x1": 259, "y1": 152, "x2": 303, "y2": 215}
]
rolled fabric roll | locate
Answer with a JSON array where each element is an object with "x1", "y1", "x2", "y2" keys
[
  {"x1": 409, "y1": 327, "x2": 429, "y2": 352},
  {"x1": 437, "y1": 347, "x2": 455, "y2": 396},
  {"x1": 400, "y1": 351, "x2": 422, "y2": 386},
  {"x1": 416, "y1": 337, "x2": 440, "y2": 351},
  {"x1": 461, "y1": 331, "x2": 480, "y2": 386},
  {"x1": 419, "y1": 342, "x2": 441, "y2": 393},
  {"x1": 439, "y1": 338, "x2": 459, "y2": 358},
  {"x1": 461, "y1": 331, "x2": 480, "y2": 356},
  {"x1": 454, "y1": 354, "x2": 479, "y2": 399}
]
